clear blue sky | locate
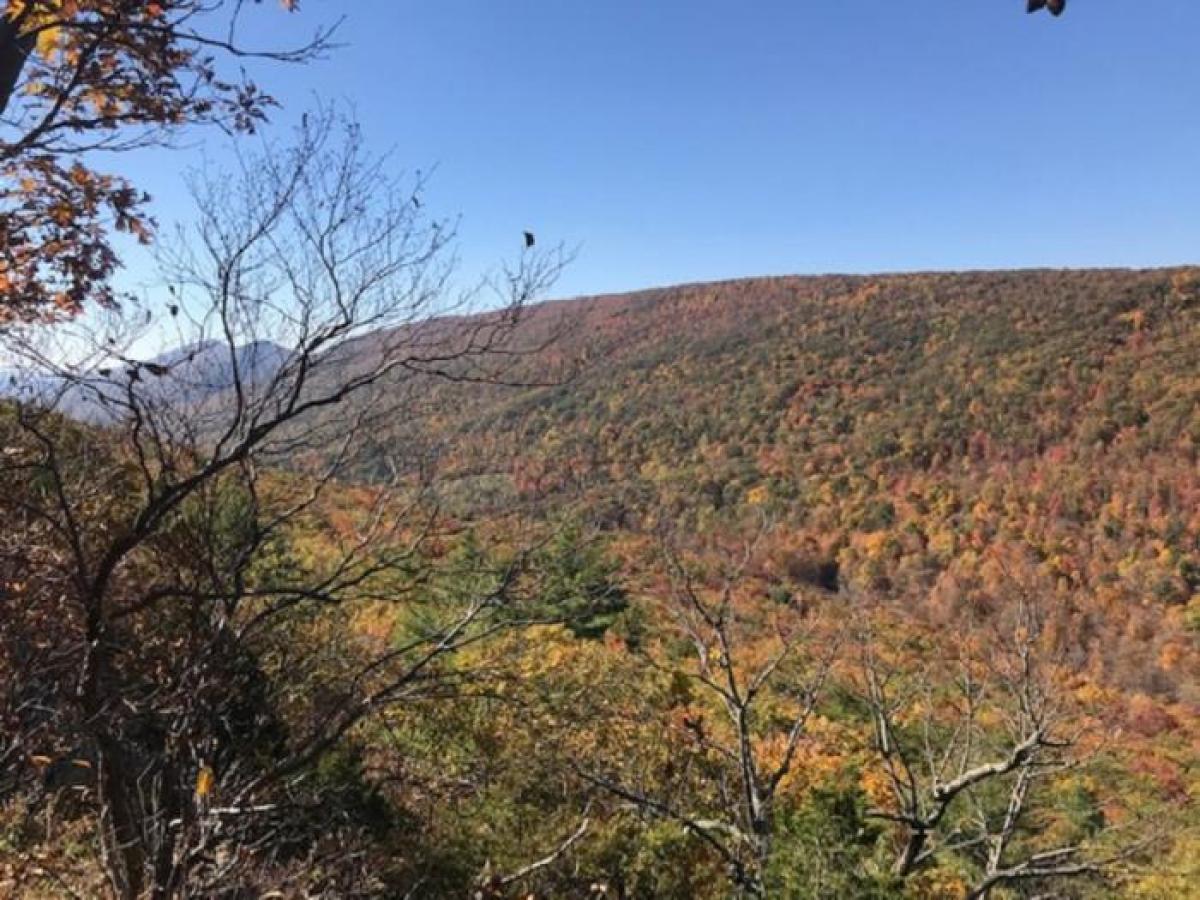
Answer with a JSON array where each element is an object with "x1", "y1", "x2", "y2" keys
[{"x1": 114, "y1": 0, "x2": 1200, "y2": 300}]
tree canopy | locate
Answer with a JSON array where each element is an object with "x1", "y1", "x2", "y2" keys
[{"x1": 0, "y1": 0, "x2": 333, "y2": 322}]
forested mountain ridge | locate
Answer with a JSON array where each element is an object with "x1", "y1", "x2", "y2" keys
[
  {"x1": 443, "y1": 267, "x2": 1200, "y2": 520},
  {"x1": 371, "y1": 266, "x2": 1199, "y2": 706}
]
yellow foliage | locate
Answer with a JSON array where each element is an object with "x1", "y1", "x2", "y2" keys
[
  {"x1": 859, "y1": 767, "x2": 892, "y2": 808},
  {"x1": 1124, "y1": 831, "x2": 1200, "y2": 899},
  {"x1": 1158, "y1": 642, "x2": 1184, "y2": 671},
  {"x1": 1073, "y1": 681, "x2": 1112, "y2": 707},
  {"x1": 906, "y1": 867, "x2": 969, "y2": 900},
  {"x1": 928, "y1": 529, "x2": 957, "y2": 560},
  {"x1": 860, "y1": 531, "x2": 891, "y2": 557},
  {"x1": 195, "y1": 765, "x2": 215, "y2": 799},
  {"x1": 35, "y1": 24, "x2": 60, "y2": 58},
  {"x1": 1123, "y1": 308, "x2": 1147, "y2": 331}
]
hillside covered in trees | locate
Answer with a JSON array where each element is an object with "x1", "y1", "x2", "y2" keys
[
  {"x1": 381, "y1": 267, "x2": 1200, "y2": 699},
  {"x1": 4, "y1": 264, "x2": 1199, "y2": 898},
  {"x1": 318, "y1": 266, "x2": 1200, "y2": 895}
]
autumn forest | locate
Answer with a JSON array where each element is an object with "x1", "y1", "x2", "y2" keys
[{"x1": 1, "y1": 2, "x2": 1197, "y2": 899}]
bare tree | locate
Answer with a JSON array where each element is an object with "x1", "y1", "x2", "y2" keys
[
  {"x1": 583, "y1": 524, "x2": 836, "y2": 896},
  {"x1": 473, "y1": 802, "x2": 593, "y2": 899},
  {"x1": 0, "y1": 107, "x2": 568, "y2": 898},
  {"x1": 857, "y1": 575, "x2": 1151, "y2": 898}
]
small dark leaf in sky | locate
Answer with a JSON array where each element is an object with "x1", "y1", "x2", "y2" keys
[{"x1": 1027, "y1": 0, "x2": 1066, "y2": 16}]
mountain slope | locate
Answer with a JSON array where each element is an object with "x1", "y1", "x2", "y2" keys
[
  {"x1": 366, "y1": 267, "x2": 1200, "y2": 703},
  {"x1": 0, "y1": 339, "x2": 288, "y2": 423}
]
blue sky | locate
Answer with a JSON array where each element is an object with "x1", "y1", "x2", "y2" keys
[{"x1": 113, "y1": 0, "x2": 1200, "y2": 300}]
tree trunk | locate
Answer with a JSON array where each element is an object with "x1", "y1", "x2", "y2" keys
[
  {"x1": 893, "y1": 828, "x2": 927, "y2": 876},
  {"x1": 96, "y1": 733, "x2": 148, "y2": 900},
  {"x1": 148, "y1": 762, "x2": 185, "y2": 900},
  {"x1": 0, "y1": 15, "x2": 33, "y2": 117}
]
